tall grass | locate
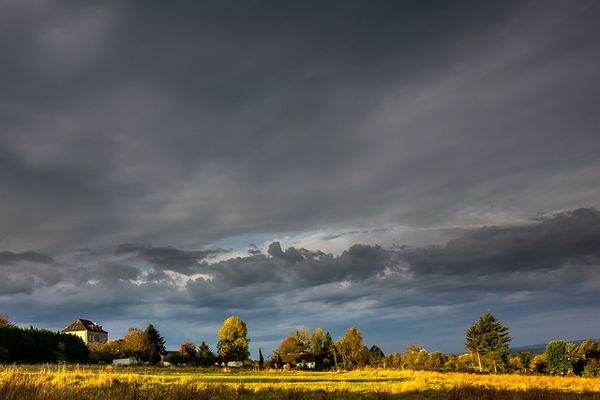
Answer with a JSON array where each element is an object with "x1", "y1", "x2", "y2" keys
[{"x1": 1, "y1": 365, "x2": 599, "y2": 399}]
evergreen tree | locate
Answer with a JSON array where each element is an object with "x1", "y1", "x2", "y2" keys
[
  {"x1": 465, "y1": 312, "x2": 511, "y2": 373},
  {"x1": 368, "y1": 345, "x2": 385, "y2": 367},
  {"x1": 197, "y1": 341, "x2": 216, "y2": 366},
  {"x1": 324, "y1": 331, "x2": 337, "y2": 369},
  {"x1": 145, "y1": 324, "x2": 166, "y2": 363},
  {"x1": 258, "y1": 348, "x2": 264, "y2": 368},
  {"x1": 310, "y1": 328, "x2": 333, "y2": 369}
]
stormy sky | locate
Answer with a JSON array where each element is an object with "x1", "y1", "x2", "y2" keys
[{"x1": 1, "y1": 0, "x2": 600, "y2": 356}]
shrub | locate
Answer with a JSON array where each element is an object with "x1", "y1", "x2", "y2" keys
[{"x1": 545, "y1": 340, "x2": 579, "y2": 375}]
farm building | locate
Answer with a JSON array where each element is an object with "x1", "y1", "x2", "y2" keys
[
  {"x1": 280, "y1": 352, "x2": 316, "y2": 369},
  {"x1": 61, "y1": 318, "x2": 108, "y2": 345}
]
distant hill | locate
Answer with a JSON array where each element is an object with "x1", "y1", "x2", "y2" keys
[{"x1": 511, "y1": 339, "x2": 600, "y2": 355}]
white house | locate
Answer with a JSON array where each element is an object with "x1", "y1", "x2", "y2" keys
[{"x1": 61, "y1": 319, "x2": 108, "y2": 345}]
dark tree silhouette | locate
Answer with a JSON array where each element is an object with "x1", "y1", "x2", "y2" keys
[{"x1": 145, "y1": 324, "x2": 166, "y2": 363}]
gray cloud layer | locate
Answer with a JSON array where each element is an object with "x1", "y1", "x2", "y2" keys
[
  {"x1": 1, "y1": 1, "x2": 599, "y2": 253},
  {"x1": 2, "y1": 209, "x2": 599, "y2": 354},
  {"x1": 1, "y1": 1, "x2": 599, "y2": 355}
]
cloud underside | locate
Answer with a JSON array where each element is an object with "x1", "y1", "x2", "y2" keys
[{"x1": 2, "y1": 208, "x2": 599, "y2": 351}]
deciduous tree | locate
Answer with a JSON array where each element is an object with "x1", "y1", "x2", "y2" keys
[
  {"x1": 0, "y1": 314, "x2": 14, "y2": 328},
  {"x1": 402, "y1": 344, "x2": 432, "y2": 370},
  {"x1": 277, "y1": 336, "x2": 304, "y2": 355},
  {"x1": 310, "y1": 328, "x2": 326, "y2": 356},
  {"x1": 426, "y1": 351, "x2": 446, "y2": 370},
  {"x1": 545, "y1": 340, "x2": 579, "y2": 375},
  {"x1": 292, "y1": 328, "x2": 311, "y2": 350},
  {"x1": 335, "y1": 326, "x2": 368, "y2": 370},
  {"x1": 384, "y1": 352, "x2": 402, "y2": 369},
  {"x1": 217, "y1": 316, "x2": 249, "y2": 361},
  {"x1": 89, "y1": 340, "x2": 126, "y2": 363},
  {"x1": 179, "y1": 342, "x2": 197, "y2": 364},
  {"x1": 577, "y1": 339, "x2": 600, "y2": 376},
  {"x1": 122, "y1": 327, "x2": 149, "y2": 360},
  {"x1": 517, "y1": 352, "x2": 534, "y2": 374}
]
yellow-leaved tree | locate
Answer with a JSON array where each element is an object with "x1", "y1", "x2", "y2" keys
[{"x1": 217, "y1": 316, "x2": 249, "y2": 361}]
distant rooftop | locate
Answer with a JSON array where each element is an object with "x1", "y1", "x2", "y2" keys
[
  {"x1": 62, "y1": 318, "x2": 107, "y2": 333},
  {"x1": 279, "y1": 352, "x2": 315, "y2": 364}
]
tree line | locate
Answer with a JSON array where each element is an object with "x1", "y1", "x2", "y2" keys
[
  {"x1": 1, "y1": 312, "x2": 598, "y2": 376},
  {"x1": 162, "y1": 313, "x2": 600, "y2": 376},
  {"x1": 0, "y1": 316, "x2": 88, "y2": 363}
]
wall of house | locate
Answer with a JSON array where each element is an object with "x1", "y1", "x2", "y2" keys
[
  {"x1": 65, "y1": 329, "x2": 107, "y2": 345},
  {"x1": 66, "y1": 330, "x2": 88, "y2": 344},
  {"x1": 88, "y1": 331, "x2": 108, "y2": 344}
]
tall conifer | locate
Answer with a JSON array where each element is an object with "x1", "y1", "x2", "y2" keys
[{"x1": 465, "y1": 312, "x2": 511, "y2": 372}]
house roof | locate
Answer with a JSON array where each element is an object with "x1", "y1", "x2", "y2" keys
[
  {"x1": 62, "y1": 319, "x2": 107, "y2": 333},
  {"x1": 279, "y1": 352, "x2": 315, "y2": 364}
]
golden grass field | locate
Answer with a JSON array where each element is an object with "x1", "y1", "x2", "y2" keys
[{"x1": 1, "y1": 364, "x2": 600, "y2": 399}]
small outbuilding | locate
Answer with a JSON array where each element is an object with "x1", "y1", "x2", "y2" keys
[
  {"x1": 113, "y1": 357, "x2": 138, "y2": 366},
  {"x1": 226, "y1": 361, "x2": 244, "y2": 368},
  {"x1": 280, "y1": 352, "x2": 316, "y2": 369}
]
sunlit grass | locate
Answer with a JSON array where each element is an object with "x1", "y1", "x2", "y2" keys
[{"x1": 1, "y1": 364, "x2": 600, "y2": 399}]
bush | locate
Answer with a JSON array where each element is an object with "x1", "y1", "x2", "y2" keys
[
  {"x1": 583, "y1": 359, "x2": 600, "y2": 377},
  {"x1": 545, "y1": 340, "x2": 579, "y2": 375}
]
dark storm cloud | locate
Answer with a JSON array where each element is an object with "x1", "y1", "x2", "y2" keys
[
  {"x1": 402, "y1": 208, "x2": 600, "y2": 276},
  {"x1": 93, "y1": 261, "x2": 141, "y2": 282},
  {"x1": 194, "y1": 241, "x2": 393, "y2": 293},
  {"x1": 2, "y1": 208, "x2": 600, "y2": 352},
  {"x1": 1, "y1": 1, "x2": 599, "y2": 252},
  {"x1": 114, "y1": 243, "x2": 225, "y2": 274},
  {"x1": 247, "y1": 244, "x2": 262, "y2": 256},
  {"x1": 0, "y1": 250, "x2": 54, "y2": 265},
  {"x1": 266, "y1": 242, "x2": 326, "y2": 264},
  {"x1": 191, "y1": 209, "x2": 600, "y2": 297},
  {"x1": 0, "y1": 250, "x2": 57, "y2": 294},
  {"x1": 166, "y1": 206, "x2": 595, "y2": 317},
  {"x1": 2, "y1": 207, "x2": 599, "y2": 297}
]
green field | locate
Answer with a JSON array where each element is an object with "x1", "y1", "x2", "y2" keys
[{"x1": 2, "y1": 365, "x2": 600, "y2": 399}]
